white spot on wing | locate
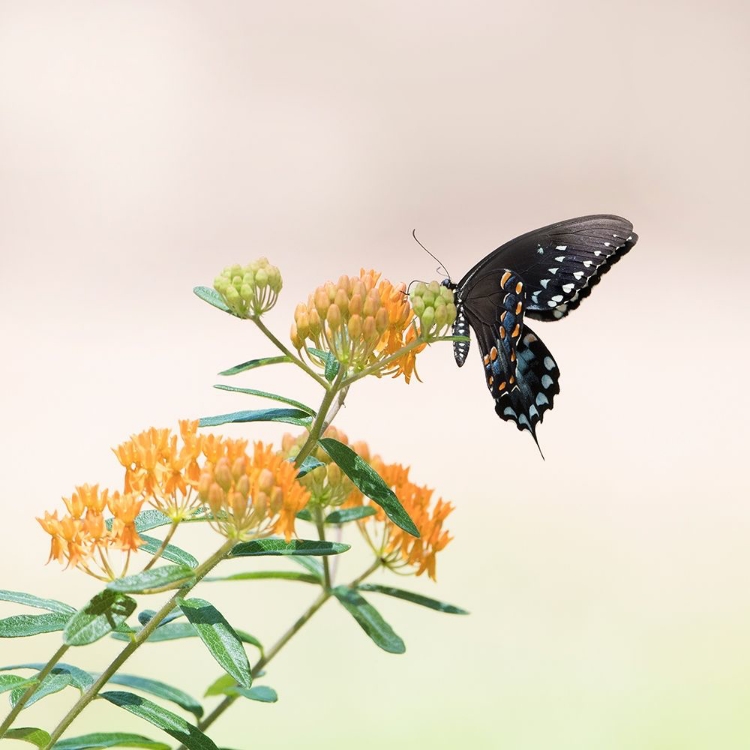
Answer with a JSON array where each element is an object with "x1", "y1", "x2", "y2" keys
[
  {"x1": 547, "y1": 300, "x2": 557, "y2": 307},
  {"x1": 543, "y1": 356, "x2": 555, "y2": 370},
  {"x1": 555, "y1": 245, "x2": 567, "y2": 251},
  {"x1": 583, "y1": 260, "x2": 593, "y2": 268},
  {"x1": 550, "y1": 295, "x2": 563, "y2": 302},
  {"x1": 549, "y1": 267, "x2": 558, "y2": 275},
  {"x1": 594, "y1": 250, "x2": 602, "y2": 256},
  {"x1": 562, "y1": 283, "x2": 574, "y2": 293},
  {"x1": 518, "y1": 414, "x2": 530, "y2": 427},
  {"x1": 536, "y1": 392, "x2": 549, "y2": 406},
  {"x1": 541, "y1": 374, "x2": 554, "y2": 388},
  {"x1": 503, "y1": 406, "x2": 516, "y2": 418},
  {"x1": 555, "y1": 256, "x2": 565, "y2": 262},
  {"x1": 574, "y1": 271, "x2": 584, "y2": 280},
  {"x1": 541, "y1": 279, "x2": 550, "y2": 289}
]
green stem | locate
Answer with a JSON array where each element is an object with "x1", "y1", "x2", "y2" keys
[
  {"x1": 252, "y1": 316, "x2": 329, "y2": 389},
  {"x1": 313, "y1": 507, "x2": 332, "y2": 590},
  {"x1": 344, "y1": 336, "x2": 427, "y2": 386},
  {"x1": 186, "y1": 558, "x2": 382, "y2": 744},
  {"x1": 0, "y1": 643, "x2": 69, "y2": 738},
  {"x1": 42, "y1": 538, "x2": 236, "y2": 749}
]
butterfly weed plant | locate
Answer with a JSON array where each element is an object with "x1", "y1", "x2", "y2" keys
[{"x1": 0, "y1": 262, "x2": 467, "y2": 750}]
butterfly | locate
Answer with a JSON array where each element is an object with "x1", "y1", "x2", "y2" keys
[{"x1": 442, "y1": 214, "x2": 638, "y2": 452}]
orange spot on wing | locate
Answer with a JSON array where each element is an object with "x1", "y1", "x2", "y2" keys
[{"x1": 501, "y1": 271, "x2": 512, "y2": 288}]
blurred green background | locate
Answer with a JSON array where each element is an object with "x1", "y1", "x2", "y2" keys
[{"x1": 1, "y1": 1, "x2": 749, "y2": 748}]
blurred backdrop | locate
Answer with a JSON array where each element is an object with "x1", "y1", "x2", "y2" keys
[{"x1": 1, "y1": 2, "x2": 749, "y2": 748}]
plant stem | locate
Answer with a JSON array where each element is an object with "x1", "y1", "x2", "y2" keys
[
  {"x1": 252, "y1": 316, "x2": 329, "y2": 389},
  {"x1": 0, "y1": 643, "x2": 69, "y2": 738},
  {"x1": 313, "y1": 507, "x2": 332, "y2": 590},
  {"x1": 42, "y1": 538, "x2": 236, "y2": 749}
]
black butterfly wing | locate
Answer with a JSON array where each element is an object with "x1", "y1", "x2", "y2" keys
[{"x1": 455, "y1": 215, "x2": 637, "y2": 322}]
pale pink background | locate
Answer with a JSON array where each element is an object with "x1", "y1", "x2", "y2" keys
[{"x1": 1, "y1": 2, "x2": 749, "y2": 748}]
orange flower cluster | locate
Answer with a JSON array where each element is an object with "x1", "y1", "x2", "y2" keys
[
  {"x1": 37, "y1": 484, "x2": 144, "y2": 580},
  {"x1": 41, "y1": 423, "x2": 312, "y2": 576},
  {"x1": 354, "y1": 458, "x2": 454, "y2": 581},
  {"x1": 198, "y1": 441, "x2": 310, "y2": 541},
  {"x1": 290, "y1": 269, "x2": 425, "y2": 382},
  {"x1": 280, "y1": 426, "x2": 368, "y2": 509},
  {"x1": 113, "y1": 420, "x2": 204, "y2": 522}
]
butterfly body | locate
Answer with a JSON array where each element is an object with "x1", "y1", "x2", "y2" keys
[{"x1": 443, "y1": 215, "x2": 637, "y2": 449}]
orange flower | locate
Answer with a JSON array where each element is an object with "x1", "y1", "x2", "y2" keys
[{"x1": 197, "y1": 440, "x2": 310, "y2": 541}]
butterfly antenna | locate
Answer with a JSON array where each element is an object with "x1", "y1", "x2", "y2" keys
[{"x1": 412, "y1": 229, "x2": 451, "y2": 280}]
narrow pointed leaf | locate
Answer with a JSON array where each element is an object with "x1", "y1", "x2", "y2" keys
[
  {"x1": 325, "y1": 506, "x2": 377, "y2": 524},
  {"x1": 212, "y1": 385, "x2": 316, "y2": 415},
  {"x1": 100, "y1": 691, "x2": 218, "y2": 750},
  {"x1": 0, "y1": 674, "x2": 36, "y2": 694},
  {"x1": 111, "y1": 621, "x2": 264, "y2": 651},
  {"x1": 204, "y1": 673, "x2": 237, "y2": 697},
  {"x1": 295, "y1": 456, "x2": 325, "y2": 478},
  {"x1": 4, "y1": 727, "x2": 51, "y2": 747},
  {"x1": 199, "y1": 408, "x2": 313, "y2": 428},
  {"x1": 228, "y1": 685, "x2": 278, "y2": 703},
  {"x1": 178, "y1": 598, "x2": 251, "y2": 688},
  {"x1": 0, "y1": 590, "x2": 76, "y2": 615},
  {"x1": 218, "y1": 355, "x2": 291, "y2": 376},
  {"x1": 64, "y1": 590, "x2": 137, "y2": 646},
  {"x1": 205, "y1": 571, "x2": 318, "y2": 585},
  {"x1": 230, "y1": 539, "x2": 349, "y2": 557},
  {"x1": 0, "y1": 663, "x2": 94, "y2": 691},
  {"x1": 289, "y1": 555, "x2": 324, "y2": 580},
  {"x1": 138, "y1": 608, "x2": 183, "y2": 627},
  {"x1": 295, "y1": 508, "x2": 313, "y2": 521},
  {"x1": 193, "y1": 286, "x2": 234, "y2": 316},
  {"x1": 318, "y1": 437, "x2": 419, "y2": 537},
  {"x1": 138, "y1": 535, "x2": 198, "y2": 569},
  {"x1": 307, "y1": 348, "x2": 340, "y2": 382},
  {"x1": 107, "y1": 565, "x2": 195, "y2": 594},
  {"x1": 106, "y1": 674, "x2": 203, "y2": 719},
  {"x1": 356, "y1": 584, "x2": 469, "y2": 614},
  {"x1": 0, "y1": 612, "x2": 69, "y2": 637},
  {"x1": 105, "y1": 510, "x2": 171, "y2": 534},
  {"x1": 332, "y1": 586, "x2": 405, "y2": 654},
  {"x1": 53, "y1": 732, "x2": 170, "y2": 750},
  {"x1": 10, "y1": 671, "x2": 71, "y2": 707}
]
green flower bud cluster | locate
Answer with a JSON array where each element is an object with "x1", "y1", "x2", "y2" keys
[
  {"x1": 214, "y1": 258, "x2": 283, "y2": 318},
  {"x1": 409, "y1": 281, "x2": 457, "y2": 340}
]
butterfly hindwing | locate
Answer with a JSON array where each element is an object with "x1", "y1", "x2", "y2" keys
[{"x1": 494, "y1": 325, "x2": 560, "y2": 447}]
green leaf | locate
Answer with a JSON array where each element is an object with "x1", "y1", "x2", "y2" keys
[
  {"x1": 199, "y1": 408, "x2": 313, "y2": 428},
  {"x1": 203, "y1": 673, "x2": 237, "y2": 697},
  {"x1": 4, "y1": 727, "x2": 51, "y2": 747},
  {"x1": 10, "y1": 671, "x2": 71, "y2": 707},
  {"x1": 54, "y1": 732, "x2": 170, "y2": 750},
  {"x1": 0, "y1": 663, "x2": 94, "y2": 691},
  {"x1": 288, "y1": 555, "x2": 324, "y2": 580},
  {"x1": 106, "y1": 674, "x2": 203, "y2": 719},
  {"x1": 100, "y1": 691, "x2": 218, "y2": 750},
  {"x1": 134, "y1": 511, "x2": 173, "y2": 533},
  {"x1": 64, "y1": 590, "x2": 137, "y2": 646},
  {"x1": 193, "y1": 286, "x2": 234, "y2": 316},
  {"x1": 110, "y1": 622, "x2": 263, "y2": 654},
  {"x1": 0, "y1": 674, "x2": 36, "y2": 694},
  {"x1": 178, "y1": 599, "x2": 251, "y2": 688},
  {"x1": 356, "y1": 584, "x2": 469, "y2": 614},
  {"x1": 213, "y1": 385, "x2": 316, "y2": 415},
  {"x1": 295, "y1": 508, "x2": 313, "y2": 521},
  {"x1": 204, "y1": 570, "x2": 318, "y2": 585},
  {"x1": 0, "y1": 612, "x2": 69, "y2": 637},
  {"x1": 332, "y1": 586, "x2": 405, "y2": 654},
  {"x1": 230, "y1": 539, "x2": 349, "y2": 558},
  {"x1": 0, "y1": 590, "x2": 76, "y2": 615},
  {"x1": 137, "y1": 608, "x2": 182, "y2": 627},
  {"x1": 295, "y1": 456, "x2": 325, "y2": 479},
  {"x1": 218, "y1": 355, "x2": 291, "y2": 376},
  {"x1": 138, "y1": 535, "x2": 198, "y2": 569},
  {"x1": 325, "y1": 506, "x2": 377, "y2": 524},
  {"x1": 107, "y1": 565, "x2": 195, "y2": 594},
  {"x1": 228, "y1": 685, "x2": 278, "y2": 703},
  {"x1": 318, "y1": 437, "x2": 419, "y2": 537},
  {"x1": 307, "y1": 348, "x2": 340, "y2": 382}
]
